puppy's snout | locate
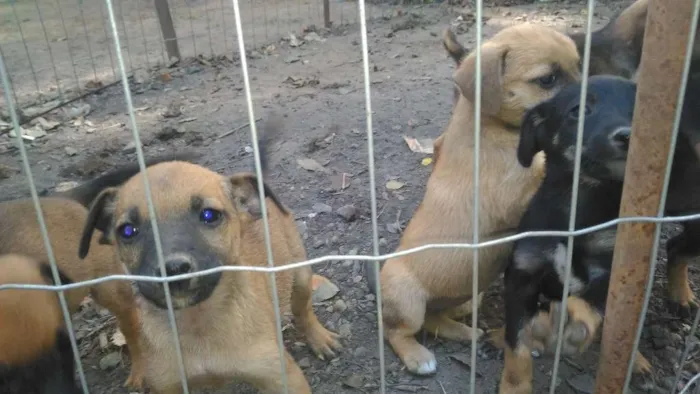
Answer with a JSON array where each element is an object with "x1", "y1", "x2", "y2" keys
[
  {"x1": 164, "y1": 258, "x2": 193, "y2": 277},
  {"x1": 609, "y1": 127, "x2": 631, "y2": 151},
  {"x1": 162, "y1": 256, "x2": 195, "y2": 293}
]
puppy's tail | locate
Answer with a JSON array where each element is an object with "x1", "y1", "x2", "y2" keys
[
  {"x1": 254, "y1": 112, "x2": 284, "y2": 177},
  {"x1": 55, "y1": 151, "x2": 199, "y2": 208},
  {"x1": 443, "y1": 28, "x2": 467, "y2": 65}
]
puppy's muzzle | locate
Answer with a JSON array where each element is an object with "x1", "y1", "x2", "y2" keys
[
  {"x1": 163, "y1": 256, "x2": 195, "y2": 294},
  {"x1": 609, "y1": 126, "x2": 631, "y2": 153}
]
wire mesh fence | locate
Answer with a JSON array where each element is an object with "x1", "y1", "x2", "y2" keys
[
  {"x1": 0, "y1": 0, "x2": 403, "y2": 118},
  {"x1": 2, "y1": 0, "x2": 700, "y2": 393}
]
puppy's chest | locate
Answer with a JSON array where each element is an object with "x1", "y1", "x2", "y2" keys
[{"x1": 141, "y1": 313, "x2": 248, "y2": 385}]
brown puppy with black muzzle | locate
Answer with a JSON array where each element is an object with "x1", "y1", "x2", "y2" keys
[
  {"x1": 0, "y1": 153, "x2": 195, "y2": 390},
  {"x1": 379, "y1": 23, "x2": 581, "y2": 376},
  {"x1": 78, "y1": 161, "x2": 341, "y2": 393}
]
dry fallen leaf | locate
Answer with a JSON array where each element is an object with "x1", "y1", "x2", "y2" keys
[
  {"x1": 386, "y1": 180, "x2": 405, "y2": 190},
  {"x1": 311, "y1": 274, "x2": 339, "y2": 302},
  {"x1": 403, "y1": 135, "x2": 434, "y2": 154},
  {"x1": 112, "y1": 329, "x2": 126, "y2": 347},
  {"x1": 99, "y1": 332, "x2": 109, "y2": 349},
  {"x1": 330, "y1": 173, "x2": 351, "y2": 190},
  {"x1": 297, "y1": 157, "x2": 331, "y2": 174},
  {"x1": 421, "y1": 157, "x2": 433, "y2": 166}
]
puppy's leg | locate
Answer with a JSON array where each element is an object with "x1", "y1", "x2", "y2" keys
[
  {"x1": 499, "y1": 345, "x2": 534, "y2": 394},
  {"x1": 290, "y1": 267, "x2": 341, "y2": 359},
  {"x1": 499, "y1": 266, "x2": 541, "y2": 394},
  {"x1": 423, "y1": 312, "x2": 484, "y2": 342},
  {"x1": 92, "y1": 282, "x2": 145, "y2": 389},
  {"x1": 666, "y1": 221, "x2": 700, "y2": 318},
  {"x1": 382, "y1": 266, "x2": 436, "y2": 375},
  {"x1": 445, "y1": 292, "x2": 484, "y2": 320},
  {"x1": 242, "y1": 345, "x2": 312, "y2": 394}
]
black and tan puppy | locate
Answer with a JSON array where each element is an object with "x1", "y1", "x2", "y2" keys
[
  {"x1": 498, "y1": 75, "x2": 700, "y2": 393},
  {"x1": 0, "y1": 152, "x2": 195, "y2": 390},
  {"x1": 379, "y1": 23, "x2": 582, "y2": 376},
  {"x1": 78, "y1": 158, "x2": 341, "y2": 392},
  {"x1": 0, "y1": 254, "x2": 80, "y2": 394}
]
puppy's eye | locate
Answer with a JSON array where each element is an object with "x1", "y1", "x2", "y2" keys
[
  {"x1": 568, "y1": 104, "x2": 592, "y2": 119},
  {"x1": 200, "y1": 208, "x2": 222, "y2": 225},
  {"x1": 537, "y1": 74, "x2": 557, "y2": 89},
  {"x1": 117, "y1": 223, "x2": 139, "y2": 240}
]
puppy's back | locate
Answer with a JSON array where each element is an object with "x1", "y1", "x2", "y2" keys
[
  {"x1": 0, "y1": 197, "x2": 106, "y2": 310},
  {"x1": 0, "y1": 254, "x2": 80, "y2": 394}
]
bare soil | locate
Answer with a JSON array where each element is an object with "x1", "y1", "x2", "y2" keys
[{"x1": 1, "y1": 0, "x2": 699, "y2": 393}]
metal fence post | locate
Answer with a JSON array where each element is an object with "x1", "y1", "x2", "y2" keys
[
  {"x1": 594, "y1": 1, "x2": 697, "y2": 392},
  {"x1": 154, "y1": 0, "x2": 181, "y2": 61},
  {"x1": 324, "y1": 0, "x2": 331, "y2": 28}
]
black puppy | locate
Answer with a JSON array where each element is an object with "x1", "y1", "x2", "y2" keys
[{"x1": 498, "y1": 75, "x2": 655, "y2": 394}]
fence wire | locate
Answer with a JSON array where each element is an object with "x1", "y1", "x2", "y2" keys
[{"x1": 2, "y1": 0, "x2": 700, "y2": 393}]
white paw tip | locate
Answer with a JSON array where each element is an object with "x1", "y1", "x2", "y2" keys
[{"x1": 416, "y1": 359, "x2": 437, "y2": 375}]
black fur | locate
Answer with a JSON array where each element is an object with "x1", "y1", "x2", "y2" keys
[
  {"x1": 56, "y1": 152, "x2": 199, "y2": 207},
  {"x1": 0, "y1": 329, "x2": 80, "y2": 394}
]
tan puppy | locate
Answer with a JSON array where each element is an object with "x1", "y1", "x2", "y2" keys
[
  {"x1": 0, "y1": 153, "x2": 194, "y2": 390},
  {"x1": 78, "y1": 162, "x2": 341, "y2": 394},
  {"x1": 379, "y1": 23, "x2": 581, "y2": 375},
  {"x1": 0, "y1": 254, "x2": 81, "y2": 394}
]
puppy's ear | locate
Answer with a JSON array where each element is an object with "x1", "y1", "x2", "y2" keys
[
  {"x1": 453, "y1": 43, "x2": 508, "y2": 115},
  {"x1": 517, "y1": 103, "x2": 550, "y2": 168},
  {"x1": 228, "y1": 174, "x2": 287, "y2": 220},
  {"x1": 79, "y1": 188, "x2": 118, "y2": 259},
  {"x1": 443, "y1": 29, "x2": 467, "y2": 65},
  {"x1": 611, "y1": 0, "x2": 648, "y2": 46}
]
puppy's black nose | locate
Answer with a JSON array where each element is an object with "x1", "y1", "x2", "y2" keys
[
  {"x1": 164, "y1": 259, "x2": 193, "y2": 277},
  {"x1": 610, "y1": 127, "x2": 631, "y2": 150}
]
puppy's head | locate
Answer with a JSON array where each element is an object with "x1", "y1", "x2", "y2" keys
[
  {"x1": 453, "y1": 23, "x2": 581, "y2": 127},
  {"x1": 517, "y1": 75, "x2": 636, "y2": 181},
  {"x1": 570, "y1": 0, "x2": 648, "y2": 79},
  {"x1": 79, "y1": 162, "x2": 282, "y2": 310}
]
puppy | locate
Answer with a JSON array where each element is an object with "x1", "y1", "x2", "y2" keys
[
  {"x1": 0, "y1": 153, "x2": 194, "y2": 389},
  {"x1": 568, "y1": 0, "x2": 700, "y2": 80},
  {"x1": 499, "y1": 75, "x2": 700, "y2": 393},
  {"x1": 0, "y1": 254, "x2": 81, "y2": 394},
  {"x1": 78, "y1": 161, "x2": 341, "y2": 393},
  {"x1": 498, "y1": 75, "x2": 644, "y2": 393},
  {"x1": 568, "y1": 0, "x2": 700, "y2": 164},
  {"x1": 379, "y1": 23, "x2": 581, "y2": 376}
]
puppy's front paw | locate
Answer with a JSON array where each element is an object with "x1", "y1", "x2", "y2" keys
[
  {"x1": 402, "y1": 346, "x2": 437, "y2": 376},
  {"x1": 306, "y1": 324, "x2": 342, "y2": 361},
  {"x1": 534, "y1": 296, "x2": 601, "y2": 356},
  {"x1": 124, "y1": 369, "x2": 145, "y2": 391}
]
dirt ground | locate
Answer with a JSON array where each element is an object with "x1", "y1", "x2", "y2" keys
[{"x1": 1, "y1": 0, "x2": 700, "y2": 393}]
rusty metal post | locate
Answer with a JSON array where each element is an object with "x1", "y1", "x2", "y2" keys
[
  {"x1": 594, "y1": 1, "x2": 696, "y2": 392},
  {"x1": 324, "y1": 0, "x2": 331, "y2": 28},
  {"x1": 154, "y1": 0, "x2": 181, "y2": 61}
]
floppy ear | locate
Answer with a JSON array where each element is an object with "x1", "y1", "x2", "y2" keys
[
  {"x1": 517, "y1": 103, "x2": 550, "y2": 168},
  {"x1": 79, "y1": 188, "x2": 118, "y2": 259},
  {"x1": 228, "y1": 173, "x2": 288, "y2": 220},
  {"x1": 453, "y1": 43, "x2": 508, "y2": 115}
]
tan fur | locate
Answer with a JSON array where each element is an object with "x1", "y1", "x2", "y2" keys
[
  {"x1": 0, "y1": 254, "x2": 64, "y2": 365},
  {"x1": 380, "y1": 23, "x2": 580, "y2": 375},
  {"x1": 668, "y1": 256, "x2": 698, "y2": 311},
  {"x1": 0, "y1": 198, "x2": 145, "y2": 388},
  {"x1": 499, "y1": 346, "x2": 533, "y2": 394},
  {"x1": 82, "y1": 162, "x2": 340, "y2": 393}
]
